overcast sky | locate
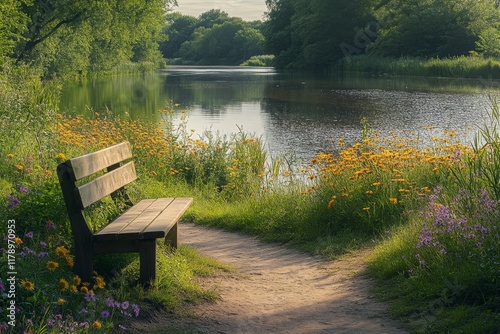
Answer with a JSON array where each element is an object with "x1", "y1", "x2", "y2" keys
[{"x1": 173, "y1": 0, "x2": 267, "y2": 21}]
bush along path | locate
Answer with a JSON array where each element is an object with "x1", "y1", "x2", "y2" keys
[{"x1": 131, "y1": 222, "x2": 407, "y2": 334}]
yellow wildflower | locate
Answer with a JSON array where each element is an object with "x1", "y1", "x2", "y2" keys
[
  {"x1": 92, "y1": 321, "x2": 102, "y2": 329},
  {"x1": 15, "y1": 165, "x2": 23, "y2": 171},
  {"x1": 21, "y1": 279, "x2": 35, "y2": 291},
  {"x1": 14, "y1": 237, "x2": 22, "y2": 244},
  {"x1": 47, "y1": 261, "x2": 59, "y2": 271},
  {"x1": 389, "y1": 198, "x2": 398, "y2": 205},
  {"x1": 57, "y1": 153, "x2": 66, "y2": 161},
  {"x1": 55, "y1": 246, "x2": 69, "y2": 258},
  {"x1": 59, "y1": 278, "x2": 69, "y2": 291},
  {"x1": 6, "y1": 154, "x2": 13, "y2": 159},
  {"x1": 57, "y1": 298, "x2": 66, "y2": 305},
  {"x1": 94, "y1": 276, "x2": 106, "y2": 289}
]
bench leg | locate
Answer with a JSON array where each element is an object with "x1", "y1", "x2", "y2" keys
[
  {"x1": 139, "y1": 240, "x2": 156, "y2": 287},
  {"x1": 165, "y1": 223, "x2": 178, "y2": 249}
]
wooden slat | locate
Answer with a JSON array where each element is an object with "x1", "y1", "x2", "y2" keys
[
  {"x1": 117, "y1": 198, "x2": 175, "y2": 238},
  {"x1": 94, "y1": 199, "x2": 156, "y2": 241},
  {"x1": 142, "y1": 197, "x2": 193, "y2": 239},
  {"x1": 68, "y1": 142, "x2": 132, "y2": 180},
  {"x1": 77, "y1": 161, "x2": 137, "y2": 208}
]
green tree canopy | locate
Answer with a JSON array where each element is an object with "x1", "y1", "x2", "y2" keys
[
  {"x1": 263, "y1": 0, "x2": 375, "y2": 69},
  {"x1": 368, "y1": 0, "x2": 500, "y2": 58},
  {"x1": 1, "y1": 0, "x2": 174, "y2": 77},
  {"x1": 161, "y1": 11, "x2": 265, "y2": 65}
]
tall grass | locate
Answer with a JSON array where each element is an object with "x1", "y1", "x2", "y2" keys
[{"x1": 341, "y1": 55, "x2": 500, "y2": 79}]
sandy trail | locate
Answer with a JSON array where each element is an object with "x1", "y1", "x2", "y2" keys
[{"x1": 132, "y1": 222, "x2": 407, "y2": 333}]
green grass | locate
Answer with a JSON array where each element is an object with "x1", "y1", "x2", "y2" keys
[{"x1": 341, "y1": 55, "x2": 500, "y2": 79}]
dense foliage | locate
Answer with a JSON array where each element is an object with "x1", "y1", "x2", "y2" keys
[
  {"x1": 0, "y1": 0, "x2": 174, "y2": 78},
  {"x1": 160, "y1": 10, "x2": 266, "y2": 65},
  {"x1": 263, "y1": 0, "x2": 500, "y2": 69}
]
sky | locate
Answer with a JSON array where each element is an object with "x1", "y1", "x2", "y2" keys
[{"x1": 173, "y1": 0, "x2": 267, "y2": 21}]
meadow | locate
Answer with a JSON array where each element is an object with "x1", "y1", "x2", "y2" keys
[{"x1": 1, "y1": 62, "x2": 500, "y2": 333}]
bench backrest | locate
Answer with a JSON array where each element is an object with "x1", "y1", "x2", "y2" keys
[{"x1": 57, "y1": 142, "x2": 137, "y2": 243}]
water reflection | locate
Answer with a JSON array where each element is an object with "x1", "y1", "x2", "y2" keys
[{"x1": 60, "y1": 66, "x2": 498, "y2": 161}]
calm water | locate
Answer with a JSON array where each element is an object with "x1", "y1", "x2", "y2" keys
[{"x1": 60, "y1": 66, "x2": 500, "y2": 161}]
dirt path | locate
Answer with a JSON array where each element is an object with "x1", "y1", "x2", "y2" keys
[{"x1": 133, "y1": 223, "x2": 407, "y2": 333}]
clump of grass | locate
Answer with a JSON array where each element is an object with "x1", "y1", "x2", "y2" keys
[
  {"x1": 240, "y1": 55, "x2": 275, "y2": 67},
  {"x1": 342, "y1": 54, "x2": 500, "y2": 79}
]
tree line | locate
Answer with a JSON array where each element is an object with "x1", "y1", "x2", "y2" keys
[
  {"x1": 263, "y1": 0, "x2": 500, "y2": 69},
  {"x1": 2, "y1": 0, "x2": 500, "y2": 76}
]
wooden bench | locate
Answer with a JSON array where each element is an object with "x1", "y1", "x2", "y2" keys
[{"x1": 57, "y1": 141, "x2": 193, "y2": 286}]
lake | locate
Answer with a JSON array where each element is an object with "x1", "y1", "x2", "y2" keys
[{"x1": 60, "y1": 66, "x2": 500, "y2": 161}]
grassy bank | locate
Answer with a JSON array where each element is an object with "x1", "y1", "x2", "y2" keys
[
  {"x1": 1, "y1": 61, "x2": 500, "y2": 333},
  {"x1": 340, "y1": 55, "x2": 500, "y2": 80}
]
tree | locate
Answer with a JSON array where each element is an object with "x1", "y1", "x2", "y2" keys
[
  {"x1": 160, "y1": 13, "x2": 199, "y2": 59},
  {"x1": 369, "y1": 0, "x2": 500, "y2": 58},
  {"x1": 0, "y1": 0, "x2": 29, "y2": 58},
  {"x1": 8, "y1": 0, "x2": 174, "y2": 76},
  {"x1": 263, "y1": 0, "x2": 375, "y2": 69},
  {"x1": 164, "y1": 11, "x2": 265, "y2": 65}
]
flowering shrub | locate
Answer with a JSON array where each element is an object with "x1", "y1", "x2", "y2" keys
[{"x1": 0, "y1": 222, "x2": 140, "y2": 333}]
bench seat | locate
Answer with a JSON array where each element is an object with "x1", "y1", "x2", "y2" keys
[{"x1": 94, "y1": 197, "x2": 193, "y2": 242}]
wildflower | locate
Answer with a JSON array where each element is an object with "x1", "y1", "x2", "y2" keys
[
  {"x1": 7, "y1": 196, "x2": 19, "y2": 209},
  {"x1": 15, "y1": 165, "x2": 23, "y2": 171},
  {"x1": 57, "y1": 153, "x2": 66, "y2": 161},
  {"x1": 6, "y1": 154, "x2": 13, "y2": 159},
  {"x1": 132, "y1": 304, "x2": 140, "y2": 317},
  {"x1": 59, "y1": 278, "x2": 69, "y2": 291},
  {"x1": 121, "y1": 301, "x2": 130, "y2": 310},
  {"x1": 80, "y1": 286, "x2": 89, "y2": 294},
  {"x1": 65, "y1": 255, "x2": 74, "y2": 267},
  {"x1": 70, "y1": 285, "x2": 78, "y2": 293},
  {"x1": 328, "y1": 196, "x2": 336, "y2": 208},
  {"x1": 101, "y1": 310, "x2": 110, "y2": 319},
  {"x1": 85, "y1": 292, "x2": 97, "y2": 302},
  {"x1": 47, "y1": 261, "x2": 59, "y2": 271},
  {"x1": 56, "y1": 246, "x2": 69, "y2": 258},
  {"x1": 363, "y1": 207, "x2": 370, "y2": 211},
  {"x1": 365, "y1": 190, "x2": 373, "y2": 195},
  {"x1": 25, "y1": 231, "x2": 33, "y2": 239},
  {"x1": 14, "y1": 237, "x2": 22, "y2": 244},
  {"x1": 57, "y1": 298, "x2": 66, "y2": 305},
  {"x1": 94, "y1": 276, "x2": 106, "y2": 289},
  {"x1": 44, "y1": 169, "x2": 53, "y2": 177},
  {"x1": 73, "y1": 275, "x2": 81, "y2": 285},
  {"x1": 92, "y1": 321, "x2": 102, "y2": 329},
  {"x1": 19, "y1": 186, "x2": 28, "y2": 193},
  {"x1": 372, "y1": 182, "x2": 381, "y2": 187},
  {"x1": 21, "y1": 279, "x2": 35, "y2": 291},
  {"x1": 389, "y1": 198, "x2": 398, "y2": 205}
]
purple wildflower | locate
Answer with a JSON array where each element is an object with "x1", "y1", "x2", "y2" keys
[
  {"x1": 101, "y1": 310, "x2": 110, "y2": 319},
  {"x1": 121, "y1": 301, "x2": 129, "y2": 310},
  {"x1": 7, "y1": 195, "x2": 19, "y2": 209},
  {"x1": 84, "y1": 293, "x2": 97, "y2": 302},
  {"x1": 19, "y1": 186, "x2": 28, "y2": 193},
  {"x1": 132, "y1": 304, "x2": 140, "y2": 317}
]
